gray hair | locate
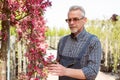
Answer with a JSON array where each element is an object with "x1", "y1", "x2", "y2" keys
[{"x1": 68, "y1": 5, "x2": 85, "y2": 17}]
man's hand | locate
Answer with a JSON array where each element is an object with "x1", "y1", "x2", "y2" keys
[
  {"x1": 48, "y1": 63, "x2": 86, "y2": 79},
  {"x1": 48, "y1": 63, "x2": 67, "y2": 76}
]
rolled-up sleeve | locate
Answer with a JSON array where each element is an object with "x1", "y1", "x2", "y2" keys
[{"x1": 81, "y1": 39, "x2": 102, "y2": 80}]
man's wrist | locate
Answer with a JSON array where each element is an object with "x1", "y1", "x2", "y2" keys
[{"x1": 64, "y1": 67, "x2": 70, "y2": 76}]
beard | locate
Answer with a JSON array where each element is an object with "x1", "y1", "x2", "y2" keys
[{"x1": 70, "y1": 28, "x2": 78, "y2": 33}]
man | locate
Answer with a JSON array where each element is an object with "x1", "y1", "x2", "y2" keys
[{"x1": 48, "y1": 5, "x2": 102, "y2": 80}]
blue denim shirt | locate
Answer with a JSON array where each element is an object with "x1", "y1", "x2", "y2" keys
[{"x1": 57, "y1": 29, "x2": 102, "y2": 80}]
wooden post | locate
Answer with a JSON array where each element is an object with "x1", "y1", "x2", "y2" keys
[
  {"x1": 22, "y1": 40, "x2": 27, "y2": 73},
  {"x1": 17, "y1": 41, "x2": 22, "y2": 76},
  {"x1": 105, "y1": 38, "x2": 108, "y2": 67},
  {"x1": 10, "y1": 36, "x2": 16, "y2": 80}
]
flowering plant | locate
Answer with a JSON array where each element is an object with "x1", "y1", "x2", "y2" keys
[{"x1": 0, "y1": 0, "x2": 52, "y2": 80}]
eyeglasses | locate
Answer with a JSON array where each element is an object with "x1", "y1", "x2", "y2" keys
[{"x1": 65, "y1": 17, "x2": 84, "y2": 23}]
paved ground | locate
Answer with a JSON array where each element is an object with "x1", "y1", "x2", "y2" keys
[
  {"x1": 47, "y1": 71, "x2": 117, "y2": 80},
  {"x1": 95, "y1": 72, "x2": 117, "y2": 80}
]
